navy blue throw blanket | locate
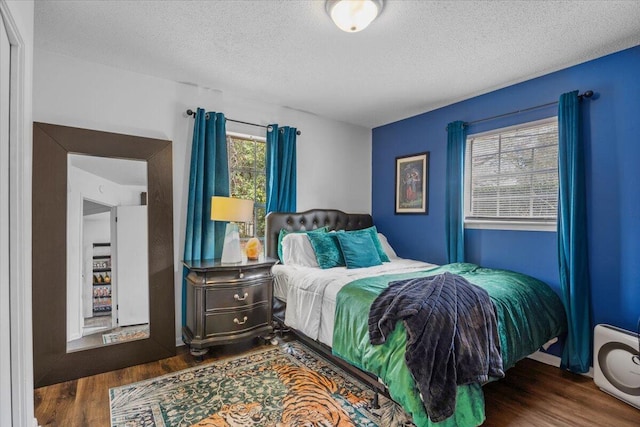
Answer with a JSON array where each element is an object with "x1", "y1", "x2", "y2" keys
[{"x1": 368, "y1": 272, "x2": 504, "y2": 422}]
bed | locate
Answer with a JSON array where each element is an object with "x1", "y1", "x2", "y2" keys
[{"x1": 265, "y1": 209, "x2": 567, "y2": 427}]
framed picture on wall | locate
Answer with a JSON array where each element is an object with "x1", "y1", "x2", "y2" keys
[{"x1": 395, "y1": 152, "x2": 429, "y2": 214}]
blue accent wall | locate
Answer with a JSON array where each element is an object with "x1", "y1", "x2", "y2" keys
[{"x1": 372, "y1": 46, "x2": 640, "y2": 336}]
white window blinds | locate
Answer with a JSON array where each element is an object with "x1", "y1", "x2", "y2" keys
[{"x1": 464, "y1": 118, "x2": 558, "y2": 223}]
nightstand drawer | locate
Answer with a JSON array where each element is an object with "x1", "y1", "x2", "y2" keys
[
  {"x1": 204, "y1": 304, "x2": 269, "y2": 337},
  {"x1": 201, "y1": 265, "x2": 273, "y2": 284},
  {"x1": 205, "y1": 280, "x2": 268, "y2": 310}
]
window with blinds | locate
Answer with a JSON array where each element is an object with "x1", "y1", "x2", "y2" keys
[{"x1": 464, "y1": 118, "x2": 558, "y2": 229}]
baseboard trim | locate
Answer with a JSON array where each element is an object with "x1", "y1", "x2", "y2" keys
[
  {"x1": 527, "y1": 351, "x2": 594, "y2": 378},
  {"x1": 527, "y1": 350, "x2": 561, "y2": 367}
]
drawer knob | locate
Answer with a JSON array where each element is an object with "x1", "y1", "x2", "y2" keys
[
  {"x1": 234, "y1": 292, "x2": 249, "y2": 301},
  {"x1": 238, "y1": 272, "x2": 245, "y2": 279},
  {"x1": 233, "y1": 316, "x2": 248, "y2": 325}
]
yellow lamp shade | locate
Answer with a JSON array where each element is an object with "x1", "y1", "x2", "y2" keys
[{"x1": 210, "y1": 196, "x2": 254, "y2": 223}]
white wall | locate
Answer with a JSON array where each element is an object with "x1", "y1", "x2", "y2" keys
[{"x1": 33, "y1": 49, "x2": 372, "y2": 345}]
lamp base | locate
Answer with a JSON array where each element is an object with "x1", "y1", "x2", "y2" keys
[{"x1": 220, "y1": 222, "x2": 243, "y2": 264}]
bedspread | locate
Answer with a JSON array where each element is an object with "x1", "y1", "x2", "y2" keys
[
  {"x1": 276, "y1": 259, "x2": 437, "y2": 345},
  {"x1": 333, "y1": 263, "x2": 567, "y2": 427}
]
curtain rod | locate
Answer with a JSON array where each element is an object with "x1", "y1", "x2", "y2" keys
[
  {"x1": 185, "y1": 109, "x2": 301, "y2": 135},
  {"x1": 446, "y1": 90, "x2": 594, "y2": 130}
]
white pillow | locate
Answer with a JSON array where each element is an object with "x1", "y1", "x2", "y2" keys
[
  {"x1": 377, "y1": 233, "x2": 398, "y2": 259},
  {"x1": 281, "y1": 233, "x2": 319, "y2": 267}
]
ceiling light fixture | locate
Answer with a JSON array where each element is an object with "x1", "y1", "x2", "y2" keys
[{"x1": 325, "y1": 0, "x2": 384, "y2": 33}]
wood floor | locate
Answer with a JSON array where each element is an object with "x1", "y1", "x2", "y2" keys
[{"x1": 35, "y1": 339, "x2": 640, "y2": 427}]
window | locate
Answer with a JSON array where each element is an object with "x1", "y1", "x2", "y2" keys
[
  {"x1": 227, "y1": 132, "x2": 267, "y2": 239},
  {"x1": 464, "y1": 118, "x2": 558, "y2": 231}
]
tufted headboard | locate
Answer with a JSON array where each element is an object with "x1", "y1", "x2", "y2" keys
[{"x1": 265, "y1": 209, "x2": 374, "y2": 260}]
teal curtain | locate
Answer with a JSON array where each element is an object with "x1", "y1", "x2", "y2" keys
[
  {"x1": 445, "y1": 121, "x2": 467, "y2": 263},
  {"x1": 182, "y1": 109, "x2": 229, "y2": 325},
  {"x1": 266, "y1": 125, "x2": 297, "y2": 213},
  {"x1": 557, "y1": 91, "x2": 591, "y2": 373}
]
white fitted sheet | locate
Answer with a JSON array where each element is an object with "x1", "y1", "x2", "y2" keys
[{"x1": 272, "y1": 259, "x2": 437, "y2": 347}]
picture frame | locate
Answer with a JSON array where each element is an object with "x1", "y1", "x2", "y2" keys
[{"x1": 395, "y1": 152, "x2": 429, "y2": 214}]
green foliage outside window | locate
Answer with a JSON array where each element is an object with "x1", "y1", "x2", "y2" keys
[{"x1": 227, "y1": 135, "x2": 266, "y2": 239}]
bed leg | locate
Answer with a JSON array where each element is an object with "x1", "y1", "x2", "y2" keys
[
  {"x1": 272, "y1": 320, "x2": 290, "y2": 338},
  {"x1": 371, "y1": 392, "x2": 380, "y2": 409},
  {"x1": 261, "y1": 333, "x2": 279, "y2": 346}
]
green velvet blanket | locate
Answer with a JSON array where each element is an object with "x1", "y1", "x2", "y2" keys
[{"x1": 332, "y1": 263, "x2": 566, "y2": 427}]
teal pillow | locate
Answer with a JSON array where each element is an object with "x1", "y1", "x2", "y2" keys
[
  {"x1": 337, "y1": 232, "x2": 382, "y2": 269},
  {"x1": 277, "y1": 226, "x2": 328, "y2": 262},
  {"x1": 346, "y1": 226, "x2": 390, "y2": 262},
  {"x1": 307, "y1": 232, "x2": 345, "y2": 269}
]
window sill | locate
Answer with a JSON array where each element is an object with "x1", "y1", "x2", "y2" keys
[{"x1": 464, "y1": 219, "x2": 556, "y2": 232}]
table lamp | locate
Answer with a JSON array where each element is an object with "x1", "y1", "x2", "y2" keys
[{"x1": 210, "y1": 196, "x2": 254, "y2": 263}]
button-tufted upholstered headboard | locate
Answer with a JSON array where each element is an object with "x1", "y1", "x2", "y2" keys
[{"x1": 265, "y1": 209, "x2": 374, "y2": 260}]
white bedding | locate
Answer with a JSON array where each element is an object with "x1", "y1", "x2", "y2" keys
[{"x1": 272, "y1": 258, "x2": 437, "y2": 347}]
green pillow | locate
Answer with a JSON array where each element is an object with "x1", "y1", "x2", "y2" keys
[
  {"x1": 277, "y1": 226, "x2": 328, "y2": 262},
  {"x1": 346, "y1": 226, "x2": 390, "y2": 262},
  {"x1": 336, "y1": 232, "x2": 382, "y2": 269},
  {"x1": 307, "y1": 232, "x2": 345, "y2": 269}
]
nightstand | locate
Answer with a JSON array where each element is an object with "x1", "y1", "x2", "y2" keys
[{"x1": 182, "y1": 257, "x2": 277, "y2": 357}]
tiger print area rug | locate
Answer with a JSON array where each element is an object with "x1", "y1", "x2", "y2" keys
[{"x1": 109, "y1": 341, "x2": 415, "y2": 427}]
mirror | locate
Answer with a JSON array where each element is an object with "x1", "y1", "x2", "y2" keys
[
  {"x1": 66, "y1": 155, "x2": 150, "y2": 352},
  {"x1": 33, "y1": 122, "x2": 175, "y2": 387}
]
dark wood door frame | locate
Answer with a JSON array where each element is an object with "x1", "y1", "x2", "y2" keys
[{"x1": 32, "y1": 122, "x2": 176, "y2": 387}]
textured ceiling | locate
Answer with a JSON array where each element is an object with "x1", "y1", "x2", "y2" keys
[{"x1": 34, "y1": 1, "x2": 640, "y2": 128}]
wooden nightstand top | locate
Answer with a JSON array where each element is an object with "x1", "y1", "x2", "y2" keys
[{"x1": 182, "y1": 257, "x2": 278, "y2": 271}]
